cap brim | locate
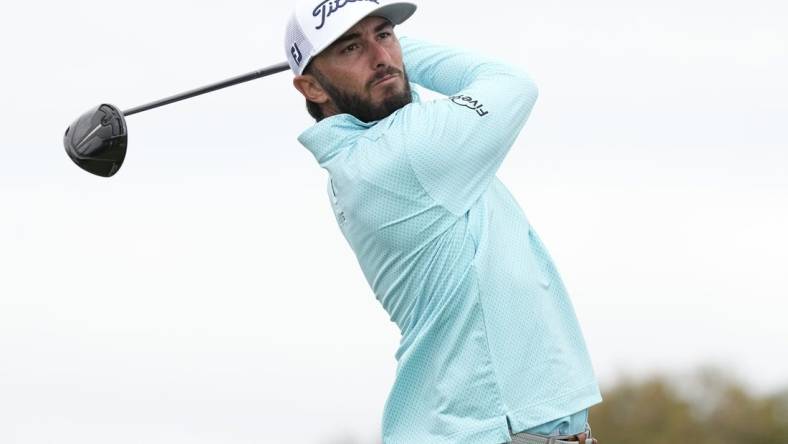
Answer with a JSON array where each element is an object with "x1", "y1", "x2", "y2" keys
[
  {"x1": 370, "y1": 2, "x2": 417, "y2": 27},
  {"x1": 312, "y1": 2, "x2": 417, "y2": 62}
]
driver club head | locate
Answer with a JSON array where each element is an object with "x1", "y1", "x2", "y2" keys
[{"x1": 63, "y1": 104, "x2": 128, "y2": 177}]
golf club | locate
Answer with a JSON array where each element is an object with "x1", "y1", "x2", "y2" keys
[{"x1": 63, "y1": 62, "x2": 290, "y2": 177}]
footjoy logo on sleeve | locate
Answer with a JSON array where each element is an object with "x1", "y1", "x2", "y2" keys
[
  {"x1": 449, "y1": 95, "x2": 490, "y2": 117},
  {"x1": 313, "y1": 0, "x2": 380, "y2": 30}
]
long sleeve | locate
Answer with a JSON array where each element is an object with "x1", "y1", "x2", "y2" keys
[{"x1": 396, "y1": 36, "x2": 539, "y2": 216}]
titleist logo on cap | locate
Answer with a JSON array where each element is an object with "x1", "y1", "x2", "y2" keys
[{"x1": 313, "y1": 0, "x2": 380, "y2": 30}]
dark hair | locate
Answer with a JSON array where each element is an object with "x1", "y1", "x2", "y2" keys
[{"x1": 303, "y1": 64, "x2": 325, "y2": 122}]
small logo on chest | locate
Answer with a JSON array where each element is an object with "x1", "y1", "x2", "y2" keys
[{"x1": 330, "y1": 179, "x2": 347, "y2": 226}]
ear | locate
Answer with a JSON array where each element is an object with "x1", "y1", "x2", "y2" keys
[{"x1": 293, "y1": 74, "x2": 330, "y2": 105}]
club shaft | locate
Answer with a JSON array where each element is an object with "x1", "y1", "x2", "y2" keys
[{"x1": 122, "y1": 62, "x2": 290, "y2": 117}]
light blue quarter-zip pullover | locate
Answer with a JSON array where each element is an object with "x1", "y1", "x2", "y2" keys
[{"x1": 298, "y1": 36, "x2": 602, "y2": 444}]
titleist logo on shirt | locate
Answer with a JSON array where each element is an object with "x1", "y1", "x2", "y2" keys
[{"x1": 313, "y1": 0, "x2": 380, "y2": 30}]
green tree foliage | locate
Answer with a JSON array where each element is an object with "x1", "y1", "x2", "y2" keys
[{"x1": 590, "y1": 368, "x2": 788, "y2": 444}]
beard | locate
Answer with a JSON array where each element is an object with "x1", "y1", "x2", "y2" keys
[{"x1": 312, "y1": 66, "x2": 413, "y2": 123}]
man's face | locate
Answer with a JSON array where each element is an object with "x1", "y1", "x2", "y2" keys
[{"x1": 302, "y1": 16, "x2": 412, "y2": 122}]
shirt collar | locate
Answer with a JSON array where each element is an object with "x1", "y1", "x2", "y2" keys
[
  {"x1": 298, "y1": 113, "x2": 373, "y2": 165},
  {"x1": 298, "y1": 86, "x2": 421, "y2": 165}
]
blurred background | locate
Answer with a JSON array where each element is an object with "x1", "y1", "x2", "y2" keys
[{"x1": 1, "y1": 0, "x2": 786, "y2": 443}]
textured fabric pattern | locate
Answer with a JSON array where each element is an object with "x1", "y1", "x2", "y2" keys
[{"x1": 298, "y1": 36, "x2": 602, "y2": 444}]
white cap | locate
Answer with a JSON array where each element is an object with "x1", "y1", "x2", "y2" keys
[{"x1": 285, "y1": 0, "x2": 417, "y2": 75}]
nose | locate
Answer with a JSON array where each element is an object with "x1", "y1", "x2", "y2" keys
[{"x1": 368, "y1": 40, "x2": 394, "y2": 70}]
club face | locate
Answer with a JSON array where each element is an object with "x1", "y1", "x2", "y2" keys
[{"x1": 64, "y1": 104, "x2": 128, "y2": 177}]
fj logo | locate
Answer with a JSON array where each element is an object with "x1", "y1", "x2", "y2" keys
[
  {"x1": 291, "y1": 43, "x2": 303, "y2": 66},
  {"x1": 313, "y1": 0, "x2": 380, "y2": 30}
]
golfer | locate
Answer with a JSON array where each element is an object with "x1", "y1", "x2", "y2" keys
[{"x1": 286, "y1": 1, "x2": 602, "y2": 442}]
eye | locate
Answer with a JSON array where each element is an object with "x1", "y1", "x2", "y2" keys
[
  {"x1": 342, "y1": 43, "x2": 360, "y2": 54},
  {"x1": 378, "y1": 31, "x2": 392, "y2": 40}
]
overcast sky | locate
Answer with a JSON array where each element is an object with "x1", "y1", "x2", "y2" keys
[{"x1": 1, "y1": 1, "x2": 787, "y2": 443}]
